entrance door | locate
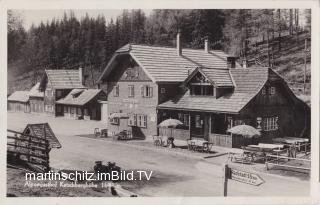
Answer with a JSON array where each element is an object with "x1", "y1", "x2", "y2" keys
[
  {"x1": 92, "y1": 108, "x2": 97, "y2": 120},
  {"x1": 190, "y1": 113, "x2": 205, "y2": 138}
]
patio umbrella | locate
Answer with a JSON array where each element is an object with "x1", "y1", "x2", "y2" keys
[
  {"x1": 158, "y1": 119, "x2": 183, "y2": 139},
  {"x1": 227, "y1": 125, "x2": 261, "y2": 138},
  {"x1": 158, "y1": 119, "x2": 183, "y2": 128}
]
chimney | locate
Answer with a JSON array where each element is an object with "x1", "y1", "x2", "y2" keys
[
  {"x1": 227, "y1": 57, "x2": 237, "y2": 69},
  {"x1": 79, "y1": 67, "x2": 83, "y2": 85},
  {"x1": 242, "y1": 59, "x2": 247, "y2": 68},
  {"x1": 177, "y1": 31, "x2": 182, "y2": 56},
  {"x1": 204, "y1": 37, "x2": 209, "y2": 53}
]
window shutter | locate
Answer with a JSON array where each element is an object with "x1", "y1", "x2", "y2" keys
[
  {"x1": 140, "y1": 85, "x2": 144, "y2": 97},
  {"x1": 275, "y1": 116, "x2": 279, "y2": 129},
  {"x1": 149, "y1": 87, "x2": 153, "y2": 98},
  {"x1": 143, "y1": 115, "x2": 147, "y2": 128}
]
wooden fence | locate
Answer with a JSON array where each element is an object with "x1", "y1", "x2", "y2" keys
[
  {"x1": 265, "y1": 154, "x2": 311, "y2": 171},
  {"x1": 208, "y1": 134, "x2": 232, "y2": 148},
  {"x1": 7, "y1": 129, "x2": 50, "y2": 172}
]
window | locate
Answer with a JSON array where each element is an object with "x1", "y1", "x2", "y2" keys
[
  {"x1": 190, "y1": 85, "x2": 214, "y2": 96},
  {"x1": 77, "y1": 108, "x2": 82, "y2": 115},
  {"x1": 261, "y1": 87, "x2": 266, "y2": 95},
  {"x1": 46, "y1": 89, "x2": 52, "y2": 97},
  {"x1": 270, "y1": 86, "x2": 276, "y2": 95},
  {"x1": 234, "y1": 119, "x2": 245, "y2": 126},
  {"x1": 195, "y1": 115, "x2": 202, "y2": 128},
  {"x1": 84, "y1": 108, "x2": 88, "y2": 116},
  {"x1": 136, "y1": 114, "x2": 147, "y2": 128},
  {"x1": 110, "y1": 113, "x2": 119, "y2": 125},
  {"x1": 128, "y1": 85, "x2": 134, "y2": 97},
  {"x1": 128, "y1": 114, "x2": 137, "y2": 126},
  {"x1": 64, "y1": 106, "x2": 68, "y2": 113},
  {"x1": 45, "y1": 105, "x2": 53, "y2": 112},
  {"x1": 113, "y1": 84, "x2": 119, "y2": 97},
  {"x1": 161, "y1": 87, "x2": 166, "y2": 94},
  {"x1": 56, "y1": 90, "x2": 62, "y2": 98},
  {"x1": 263, "y1": 116, "x2": 279, "y2": 131},
  {"x1": 141, "y1": 85, "x2": 153, "y2": 98},
  {"x1": 183, "y1": 114, "x2": 189, "y2": 126},
  {"x1": 56, "y1": 105, "x2": 62, "y2": 112}
]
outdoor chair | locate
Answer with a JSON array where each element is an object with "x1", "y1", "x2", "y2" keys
[
  {"x1": 94, "y1": 128, "x2": 100, "y2": 137},
  {"x1": 153, "y1": 135, "x2": 161, "y2": 146},
  {"x1": 100, "y1": 129, "x2": 108, "y2": 138}
]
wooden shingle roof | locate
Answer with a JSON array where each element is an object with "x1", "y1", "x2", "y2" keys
[
  {"x1": 184, "y1": 67, "x2": 234, "y2": 87},
  {"x1": 45, "y1": 69, "x2": 84, "y2": 89},
  {"x1": 158, "y1": 68, "x2": 270, "y2": 113},
  {"x1": 56, "y1": 89, "x2": 105, "y2": 106},
  {"x1": 8, "y1": 91, "x2": 29, "y2": 103},
  {"x1": 23, "y1": 123, "x2": 61, "y2": 149},
  {"x1": 28, "y1": 82, "x2": 44, "y2": 98},
  {"x1": 99, "y1": 44, "x2": 242, "y2": 83}
]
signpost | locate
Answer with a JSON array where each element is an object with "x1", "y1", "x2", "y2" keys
[{"x1": 222, "y1": 164, "x2": 264, "y2": 196}]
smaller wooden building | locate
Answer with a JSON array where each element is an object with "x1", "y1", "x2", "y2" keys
[
  {"x1": 7, "y1": 91, "x2": 30, "y2": 113},
  {"x1": 22, "y1": 123, "x2": 62, "y2": 150},
  {"x1": 56, "y1": 89, "x2": 107, "y2": 120},
  {"x1": 28, "y1": 82, "x2": 45, "y2": 113}
]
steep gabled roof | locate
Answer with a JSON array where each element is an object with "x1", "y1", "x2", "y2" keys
[
  {"x1": 98, "y1": 44, "x2": 242, "y2": 83},
  {"x1": 56, "y1": 89, "x2": 105, "y2": 106},
  {"x1": 158, "y1": 68, "x2": 270, "y2": 113},
  {"x1": 183, "y1": 67, "x2": 234, "y2": 87},
  {"x1": 8, "y1": 91, "x2": 29, "y2": 103},
  {"x1": 44, "y1": 69, "x2": 84, "y2": 89},
  {"x1": 23, "y1": 123, "x2": 61, "y2": 149},
  {"x1": 28, "y1": 83, "x2": 44, "y2": 98}
]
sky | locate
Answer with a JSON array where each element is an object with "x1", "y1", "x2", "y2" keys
[{"x1": 16, "y1": 9, "x2": 152, "y2": 30}]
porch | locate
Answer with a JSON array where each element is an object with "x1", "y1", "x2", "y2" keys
[{"x1": 157, "y1": 110, "x2": 260, "y2": 148}]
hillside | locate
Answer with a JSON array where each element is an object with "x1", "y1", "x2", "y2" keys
[
  {"x1": 8, "y1": 32, "x2": 311, "y2": 104},
  {"x1": 246, "y1": 31, "x2": 311, "y2": 94}
]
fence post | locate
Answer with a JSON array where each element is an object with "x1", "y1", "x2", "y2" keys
[{"x1": 222, "y1": 164, "x2": 228, "y2": 197}]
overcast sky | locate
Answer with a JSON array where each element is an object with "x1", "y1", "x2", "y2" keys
[{"x1": 17, "y1": 9, "x2": 152, "y2": 30}]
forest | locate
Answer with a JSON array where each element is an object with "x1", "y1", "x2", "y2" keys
[{"x1": 8, "y1": 9, "x2": 311, "y2": 90}]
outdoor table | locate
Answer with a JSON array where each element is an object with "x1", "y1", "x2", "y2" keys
[
  {"x1": 188, "y1": 139, "x2": 209, "y2": 152},
  {"x1": 273, "y1": 137, "x2": 309, "y2": 156},
  {"x1": 272, "y1": 137, "x2": 309, "y2": 144},
  {"x1": 257, "y1": 143, "x2": 284, "y2": 150}
]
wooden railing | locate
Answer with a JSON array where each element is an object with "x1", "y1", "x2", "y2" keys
[
  {"x1": 7, "y1": 129, "x2": 50, "y2": 172},
  {"x1": 158, "y1": 127, "x2": 190, "y2": 140}
]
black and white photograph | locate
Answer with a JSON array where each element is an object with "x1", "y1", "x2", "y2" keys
[{"x1": 2, "y1": 0, "x2": 320, "y2": 203}]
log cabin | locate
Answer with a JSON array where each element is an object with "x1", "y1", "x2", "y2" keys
[{"x1": 97, "y1": 32, "x2": 310, "y2": 146}]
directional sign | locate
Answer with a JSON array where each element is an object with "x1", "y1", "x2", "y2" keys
[{"x1": 228, "y1": 168, "x2": 264, "y2": 186}]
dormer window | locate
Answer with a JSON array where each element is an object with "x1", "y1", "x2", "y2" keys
[{"x1": 190, "y1": 85, "x2": 214, "y2": 96}]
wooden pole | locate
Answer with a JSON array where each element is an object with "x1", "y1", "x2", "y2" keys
[
  {"x1": 304, "y1": 38, "x2": 307, "y2": 94},
  {"x1": 222, "y1": 164, "x2": 228, "y2": 197},
  {"x1": 189, "y1": 112, "x2": 191, "y2": 139}
]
